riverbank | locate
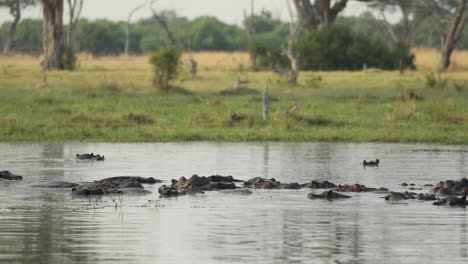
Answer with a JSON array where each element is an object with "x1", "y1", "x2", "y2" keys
[{"x1": 0, "y1": 52, "x2": 467, "y2": 144}]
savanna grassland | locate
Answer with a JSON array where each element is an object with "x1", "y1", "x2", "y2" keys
[{"x1": 0, "y1": 49, "x2": 467, "y2": 143}]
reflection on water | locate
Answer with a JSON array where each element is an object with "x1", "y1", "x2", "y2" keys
[{"x1": 1, "y1": 142, "x2": 468, "y2": 264}]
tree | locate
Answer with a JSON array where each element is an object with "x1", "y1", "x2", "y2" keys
[
  {"x1": 149, "y1": 46, "x2": 181, "y2": 91},
  {"x1": 149, "y1": 0, "x2": 176, "y2": 45},
  {"x1": 40, "y1": 0, "x2": 64, "y2": 70},
  {"x1": 440, "y1": 0, "x2": 467, "y2": 70},
  {"x1": 283, "y1": 0, "x2": 301, "y2": 84},
  {"x1": 65, "y1": 0, "x2": 83, "y2": 49},
  {"x1": 292, "y1": 0, "x2": 372, "y2": 30},
  {"x1": 370, "y1": 0, "x2": 448, "y2": 47},
  {"x1": 0, "y1": 0, "x2": 34, "y2": 54},
  {"x1": 125, "y1": 1, "x2": 147, "y2": 55}
]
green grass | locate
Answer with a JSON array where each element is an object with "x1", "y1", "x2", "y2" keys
[{"x1": 0, "y1": 64, "x2": 467, "y2": 144}]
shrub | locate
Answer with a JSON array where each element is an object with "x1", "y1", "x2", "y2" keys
[
  {"x1": 148, "y1": 46, "x2": 182, "y2": 91},
  {"x1": 296, "y1": 23, "x2": 415, "y2": 71},
  {"x1": 61, "y1": 46, "x2": 77, "y2": 70}
]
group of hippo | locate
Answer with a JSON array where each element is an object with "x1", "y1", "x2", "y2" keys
[{"x1": 1, "y1": 156, "x2": 468, "y2": 207}]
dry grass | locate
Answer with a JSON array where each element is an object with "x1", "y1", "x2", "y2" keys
[
  {"x1": 2, "y1": 49, "x2": 468, "y2": 73},
  {"x1": 413, "y1": 48, "x2": 468, "y2": 72}
]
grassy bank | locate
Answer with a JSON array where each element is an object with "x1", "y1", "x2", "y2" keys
[{"x1": 0, "y1": 50, "x2": 467, "y2": 143}]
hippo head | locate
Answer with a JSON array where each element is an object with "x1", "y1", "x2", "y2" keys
[
  {"x1": 338, "y1": 184, "x2": 349, "y2": 192},
  {"x1": 351, "y1": 184, "x2": 362, "y2": 192}
]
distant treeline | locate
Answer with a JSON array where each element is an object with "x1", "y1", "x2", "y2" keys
[{"x1": 1, "y1": 11, "x2": 468, "y2": 57}]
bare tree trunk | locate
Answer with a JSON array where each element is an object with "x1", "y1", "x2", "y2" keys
[
  {"x1": 66, "y1": 0, "x2": 83, "y2": 49},
  {"x1": 440, "y1": 0, "x2": 467, "y2": 70},
  {"x1": 41, "y1": 0, "x2": 64, "y2": 70},
  {"x1": 284, "y1": 0, "x2": 301, "y2": 85},
  {"x1": 3, "y1": 1, "x2": 21, "y2": 55},
  {"x1": 125, "y1": 1, "x2": 147, "y2": 55}
]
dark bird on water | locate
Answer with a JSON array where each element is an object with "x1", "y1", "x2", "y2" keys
[{"x1": 363, "y1": 159, "x2": 379, "y2": 166}]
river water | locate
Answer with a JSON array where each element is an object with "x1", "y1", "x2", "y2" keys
[{"x1": 0, "y1": 142, "x2": 467, "y2": 264}]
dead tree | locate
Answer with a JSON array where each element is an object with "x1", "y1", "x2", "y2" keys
[
  {"x1": 0, "y1": 0, "x2": 34, "y2": 54},
  {"x1": 41, "y1": 0, "x2": 64, "y2": 70},
  {"x1": 65, "y1": 0, "x2": 83, "y2": 49},
  {"x1": 283, "y1": 0, "x2": 301, "y2": 85},
  {"x1": 292, "y1": 0, "x2": 373, "y2": 29},
  {"x1": 440, "y1": 0, "x2": 467, "y2": 70},
  {"x1": 233, "y1": 74, "x2": 248, "y2": 91},
  {"x1": 149, "y1": 0, "x2": 176, "y2": 45},
  {"x1": 124, "y1": 1, "x2": 147, "y2": 55}
]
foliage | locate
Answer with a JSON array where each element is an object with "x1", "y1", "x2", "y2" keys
[
  {"x1": 148, "y1": 46, "x2": 182, "y2": 91},
  {"x1": 76, "y1": 19, "x2": 125, "y2": 55},
  {"x1": 60, "y1": 46, "x2": 77, "y2": 70},
  {"x1": 296, "y1": 23, "x2": 416, "y2": 71},
  {"x1": 243, "y1": 11, "x2": 290, "y2": 70},
  {"x1": 424, "y1": 72, "x2": 447, "y2": 89}
]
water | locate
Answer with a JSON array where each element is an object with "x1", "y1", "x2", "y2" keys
[{"x1": 1, "y1": 142, "x2": 468, "y2": 264}]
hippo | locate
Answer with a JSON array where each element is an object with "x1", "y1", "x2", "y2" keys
[
  {"x1": 307, "y1": 190, "x2": 352, "y2": 199},
  {"x1": 436, "y1": 178, "x2": 468, "y2": 191},
  {"x1": 71, "y1": 176, "x2": 158, "y2": 196},
  {"x1": 98, "y1": 176, "x2": 161, "y2": 185},
  {"x1": 207, "y1": 175, "x2": 244, "y2": 183},
  {"x1": 417, "y1": 193, "x2": 438, "y2": 201},
  {"x1": 32, "y1": 181, "x2": 79, "y2": 188},
  {"x1": 171, "y1": 174, "x2": 244, "y2": 193},
  {"x1": 184, "y1": 174, "x2": 210, "y2": 187},
  {"x1": 159, "y1": 185, "x2": 181, "y2": 197},
  {"x1": 0, "y1": 171, "x2": 23, "y2": 181},
  {"x1": 430, "y1": 187, "x2": 462, "y2": 196},
  {"x1": 301, "y1": 180, "x2": 337, "y2": 189},
  {"x1": 363, "y1": 159, "x2": 379, "y2": 166},
  {"x1": 338, "y1": 184, "x2": 389, "y2": 193},
  {"x1": 243, "y1": 177, "x2": 277, "y2": 188},
  {"x1": 433, "y1": 196, "x2": 468, "y2": 207},
  {"x1": 76, "y1": 153, "x2": 105, "y2": 161},
  {"x1": 384, "y1": 191, "x2": 415, "y2": 201},
  {"x1": 244, "y1": 177, "x2": 299, "y2": 190}
]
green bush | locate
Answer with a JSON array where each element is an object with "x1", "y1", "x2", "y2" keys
[
  {"x1": 148, "y1": 46, "x2": 182, "y2": 91},
  {"x1": 61, "y1": 46, "x2": 77, "y2": 70},
  {"x1": 296, "y1": 23, "x2": 416, "y2": 71}
]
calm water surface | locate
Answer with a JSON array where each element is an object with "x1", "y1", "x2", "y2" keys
[{"x1": 1, "y1": 142, "x2": 468, "y2": 264}]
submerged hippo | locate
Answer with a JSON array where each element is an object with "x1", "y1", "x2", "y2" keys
[
  {"x1": 384, "y1": 191, "x2": 416, "y2": 201},
  {"x1": 171, "y1": 174, "x2": 244, "y2": 193},
  {"x1": 417, "y1": 193, "x2": 438, "y2": 201},
  {"x1": 363, "y1": 159, "x2": 379, "y2": 166},
  {"x1": 338, "y1": 183, "x2": 389, "y2": 193},
  {"x1": 159, "y1": 185, "x2": 181, "y2": 197},
  {"x1": 71, "y1": 176, "x2": 159, "y2": 196},
  {"x1": 301, "y1": 180, "x2": 337, "y2": 189},
  {"x1": 433, "y1": 195, "x2": 468, "y2": 207},
  {"x1": 0, "y1": 171, "x2": 23, "y2": 181},
  {"x1": 32, "y1": 181, "x2": 80, "y2": 188},
  {"x1": 307, "y1": 190, "x2": 351, "y2": 199},
  {"x1": 244, "y1": 177, "x2": 300, "y2": 190},
  {"x1": 76, "y1": 153, "x2": 105, "y2": 161}
]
